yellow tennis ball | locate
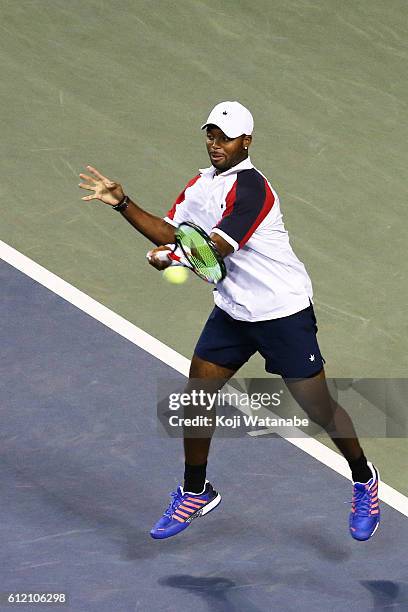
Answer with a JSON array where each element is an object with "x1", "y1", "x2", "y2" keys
[{"x1": 162, "y1": 266, "x2": 189, "y2": 284}]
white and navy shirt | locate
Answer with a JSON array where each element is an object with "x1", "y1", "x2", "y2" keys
[{"x1": 164, "y1": 157, "x2": 313, "y2": 322}]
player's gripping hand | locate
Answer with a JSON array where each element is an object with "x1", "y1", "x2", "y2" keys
[
  {"x1": 79, "y1": 165, "x2": 125, "y2": 206},
  {"x1": 146, "y1": 246, "x2": 173, "y2": 271}
]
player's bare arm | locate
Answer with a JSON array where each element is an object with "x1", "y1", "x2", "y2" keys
[
  {"x1": 79, "y1": 165, "x2": 175, "y2": 246},
  {"x1": 209, "y1": 233, "x2": 234, "y2": 258}
]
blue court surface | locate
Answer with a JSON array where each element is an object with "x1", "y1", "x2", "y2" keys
[{"x1": 1, "y1": 259, "x2": 407, "y2": 612}]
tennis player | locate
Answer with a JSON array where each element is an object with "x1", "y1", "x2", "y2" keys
[{"x1": 79, "y1": 101, "x2": 380, "y2": 542}]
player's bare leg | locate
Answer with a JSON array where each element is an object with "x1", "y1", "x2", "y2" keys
[
  {"x1": 183, "y1": 354, "x2": 238, "y2": 467},
  {"x1": 150, "y1": 355, "x2": 236, "y2": 539},
  {"x1": 284, "y1": 368, "x2": 363, "y2": 461},
  {"x1": 284, "y1": 368, "x2": 381, "y2": 541}
]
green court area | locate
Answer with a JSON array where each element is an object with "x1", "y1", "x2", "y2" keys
[{"x1": 1, "y1": 0, "x2": 407, "y2": 493}]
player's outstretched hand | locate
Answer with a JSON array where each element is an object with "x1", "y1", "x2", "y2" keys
[{"x1": 79, "y1": 165, "x2": 125, "y2": 206}]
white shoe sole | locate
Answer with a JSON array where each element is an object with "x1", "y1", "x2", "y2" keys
[{"x1": 188, "y1": 493, "x2": 222, "y2": 523}]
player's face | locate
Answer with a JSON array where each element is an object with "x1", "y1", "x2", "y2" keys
[{"x1": 206, "y1": 126, "x2": 251, "y2": 173}]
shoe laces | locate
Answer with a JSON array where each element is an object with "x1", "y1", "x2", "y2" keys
[
  {"x1": 350, "y1": 482, "x2": 373, "y2": 516},
  {"x1": 164, "y1": 489, "x2": 183, "y2": 518}
]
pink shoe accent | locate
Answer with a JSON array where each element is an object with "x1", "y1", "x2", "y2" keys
[
  {"x1": 183, "y1": 501, "x2": 202, "y2": 509},
  {"x1": 186, "y1": 497, "x2": 206, "y2": 504},
  {"x1": 174, "y1": 509, "x2": 190, "y2": 519},
  {"x1": 173, "y1": 514, "x2": 184, "y2": 523}
]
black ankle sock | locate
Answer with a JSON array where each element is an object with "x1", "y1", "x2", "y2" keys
[
  {"x1": 348, "y1": 453, "x2": 372, "y2": 483},
  {"x1": 184, "y1": 462, "x2": 207, "y2": 493}
]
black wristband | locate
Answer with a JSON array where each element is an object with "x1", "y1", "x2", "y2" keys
[{"x1": 112, "y1": 195, "x2": 129, "y2": 212}]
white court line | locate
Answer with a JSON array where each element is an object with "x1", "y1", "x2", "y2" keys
[{"x1": 1, "y1": 239, "x2": 407, "y2": 518}]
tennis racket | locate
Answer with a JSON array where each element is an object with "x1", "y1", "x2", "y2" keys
[{"x1": 154, "y1": 222, "x2": 227, "y2": 284}]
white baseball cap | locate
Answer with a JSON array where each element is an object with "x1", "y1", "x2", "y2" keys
[{"x1": 201, "y1": 101, "x2": 254, "y2": 138}]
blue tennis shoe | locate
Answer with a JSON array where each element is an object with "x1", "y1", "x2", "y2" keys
[
  {"x1": 349, "y1": 462, "x2": 380, "y2": 541},
  {"x1": 150, "y1": 481, "x2": 221, "y2": 539}
]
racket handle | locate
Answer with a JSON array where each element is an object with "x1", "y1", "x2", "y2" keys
[
  {"x1": 156, "y1": 250, "x2": 183, "y2": 263},
  {"x1": 154, "y1": 250, "x2": 171, "y2": 262},
  {"x1": 146, "y1": 249, "x2": 183, "y2": 264}
]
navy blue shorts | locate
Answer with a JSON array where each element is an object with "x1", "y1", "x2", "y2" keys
[{"x1": 194, "y1": 304, "x2": 325, "y2": 378}]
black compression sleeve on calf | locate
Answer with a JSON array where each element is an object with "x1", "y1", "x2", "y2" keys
[
  {"x1": 348, "y1": 453, "x2": 372, "y2": 483},
  {"x1": 184, "y1": 462, "x2": 207, "y2": 494}
]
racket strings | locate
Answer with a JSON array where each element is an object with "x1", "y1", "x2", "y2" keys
[{"x1": 176, "y1": 225, "x2": 225, "y2": 283}]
